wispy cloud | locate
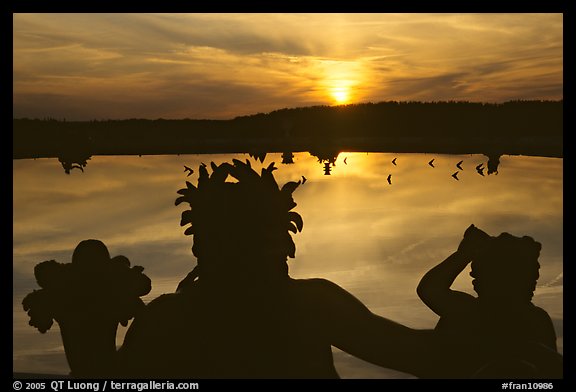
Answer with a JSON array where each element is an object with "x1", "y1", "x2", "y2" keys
[{"x1": 13, "y1": 13, "x2": 562, "y2": 120}]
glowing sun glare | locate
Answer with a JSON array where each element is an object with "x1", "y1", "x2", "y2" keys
[{"x1": 331, "y1": 86, "x2": 350, "y2": 104}]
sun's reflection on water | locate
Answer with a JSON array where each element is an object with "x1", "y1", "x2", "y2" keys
[{"x1": 13, "y1": 152, "x2": 563, "y2": 377}]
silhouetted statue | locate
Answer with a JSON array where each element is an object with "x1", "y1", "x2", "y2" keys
[
  {"x1": 417, "y1": 225, "x2": 562, "y2": 378},
  {"x1": 113, "y1": 159, "x2": 436, "y2": 378},
  {"x1": 22, "y1": 240, "x2": 152, "y2": 377}
]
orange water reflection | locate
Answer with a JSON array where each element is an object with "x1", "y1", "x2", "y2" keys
[{"x1": 13, "y1": 152, "x2": 563, "y2": 377}]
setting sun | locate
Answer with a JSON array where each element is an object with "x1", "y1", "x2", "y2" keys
[
  {"x1": 13, "y1": 13, "x2": 563, "y2": 120},
  {"x1": 331, "y1": 86, "x2": 350, "y2": 104}
]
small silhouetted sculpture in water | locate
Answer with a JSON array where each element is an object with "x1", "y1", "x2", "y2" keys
[
  {"x1": 417, "y1": 225, "x2": 562, "y2": 378},
  {"x1": 310, "y1": 149, "x2": 339, "y2": 176},
  {"x1": 281, "y1": 151, "x2": 295, "y2": 164},
  {"x1": 486, "y1": 152, "x2": 501, "y2": 175},
  {"x1": 58, "y1": 154, "x2": 90, "y2": 174},
  {"x1": 476, "y1": 163, "x2": 485, "y2": 176},
  {"x1": 22, "y1": 240, "x2": 151, "y2": 377}
]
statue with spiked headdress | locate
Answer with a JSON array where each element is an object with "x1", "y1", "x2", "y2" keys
[
  {"x1": 174, "y1": 159, "x2": 304, "y2": 292},
  {"x1": 115, "y1": 158, "x2": 437, "y2": 378}
]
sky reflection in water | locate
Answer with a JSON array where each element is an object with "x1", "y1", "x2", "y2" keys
[{"x1": 13, "y1": 152, "x2": 563, "y2": 378}]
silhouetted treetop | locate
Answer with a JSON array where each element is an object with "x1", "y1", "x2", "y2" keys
[{"x1": 13, "y1": 100, "x2": 562, "y2": 160}]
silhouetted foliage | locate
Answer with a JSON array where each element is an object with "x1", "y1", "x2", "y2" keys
[
  {"x1": 248, "y1": 152, "x2": 267, "y2": 163},
  {"x1": 13, "y1": 100, "x2": 562, "y2": 160}
]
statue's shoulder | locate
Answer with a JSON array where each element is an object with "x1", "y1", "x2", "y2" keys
[
  {"x1": 290, "y1": 277, "x2": 348, "y2": 292},
  {"x1": 141, "y1": 293, "x2": 188, "y2": 317}
]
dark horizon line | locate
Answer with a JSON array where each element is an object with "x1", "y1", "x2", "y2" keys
[{"x1": 13, "y1": 98, "x2": 564, "y2": 123}]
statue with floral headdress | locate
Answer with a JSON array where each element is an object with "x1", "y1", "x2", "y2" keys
[{"x1": 22, "y1": 240, "x2": 151, "y2": 377}]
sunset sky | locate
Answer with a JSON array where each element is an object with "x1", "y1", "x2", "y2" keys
[{"x1": 13, "y1": 13, "x2": 563, "y2": 120}]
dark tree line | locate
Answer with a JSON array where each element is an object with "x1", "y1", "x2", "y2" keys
[{"x1": 13, "y1": 100, "x2": 562, "y2": 159}]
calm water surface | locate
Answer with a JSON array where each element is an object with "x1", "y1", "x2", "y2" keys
[{"x1": 13, "y1": 152, "x2": 563, "y2": 378}]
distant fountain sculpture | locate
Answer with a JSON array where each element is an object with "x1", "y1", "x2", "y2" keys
[
  {"x1": 485, "y1": 152, "x2": 502, "y2": 175},
  {"x1": 58, "y1": 154, "x2": 91, "y2": 174},
  {"x1": 281, "y1": 151, "x2": 295, "y2": 164},
  {"x1": 309, "y1": 148, "x2": 339, "y2": 176}
]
